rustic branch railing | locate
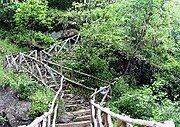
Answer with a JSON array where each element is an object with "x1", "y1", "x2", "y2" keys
[
  {"x1": 90, "y1": 87, "x2": 175, "y2": 127},
  {"x1": 42, "y1": 60, "x2": 113, "y2": 86},
  {"x1": 3, "y1": 33, "x2": 175, "y2": 127},
  {"x1": 4, "y1": 52, "x2": 94, "y2": 91},
  {"x1": 4, "y1": 34, "x2": 79, "y2": 63},
  {"x1": 4, "y1": 51, "x2": 175, "y2": 127}
]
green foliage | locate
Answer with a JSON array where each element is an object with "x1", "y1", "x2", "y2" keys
[
  {"x1": 14, "y1": 0, "x2": 51, "y2": 28},
  {"x1": 47, "y1": 0, "x2": 77, "y2": 10},
  {"x1": 108, "y1": 88, "x2": 156, "y2": 119},
  {"x1": 30, "y1": 88, "x2": 54, "y2": 117},
  {"x1": 72, "y1": 0, "x2": 179, "y2": 97},
  {"x1": 0, "y1": 3, "x2": 17, "y2": 26},
  {"x1": 0, "y1": 39, "x2": 27, "y2": 57},
  {"x1": 47, "y1": 8, "x2": 82, "y2": 30},
  {"x1": 152, "y1": 100, "x2": 180, "y2": 126},
  {"x1": 0, "y1": 28, "x2": 57, "y2": 47},
  {"x1": 111, "y1": 78, "x2": 131, "y2": 97},
  {"x1": 3, "y1": 72, "x2": 38, "y2": 100},
  {"x1": 152, "y1": 62, "x2": 180, "y2": 101},
  {"x1": 108, "y1": 87, "x2": 180, "y2": 126}
]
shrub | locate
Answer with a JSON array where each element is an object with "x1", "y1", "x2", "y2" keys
[
  {"x1": 14, "y1": 0, "x2": 51, "y2": 29},
  {"x1": 0, "y1": 28, "x2": 57, "y2": 48},
  {"x1": 108, "y1": 88, "x2": 156, "y2": 119},
  {"x1": 0, "y1": 38, "x2": 27, "y2": 57},
  {"x1": 111, "y1": 78, "x2": 131, "y2": 97},
  {"x1": 30, "y1": 88, "x2": 54, "y2": 118},
  {"x1": 152, "y1": 100, "x2": 180, "y2": 127},
  {"x1": 108, "y1": 87, "x2": 180, "y2": 126},
  {"x1": 3, "y1": 71, "x2": 39, "y2": 100},
  {"x1": 47, "y1": 8, "x2": 82, "y2": 31},
  {"x1": 47, "y1": 0, "x2": 78, "y2": 10},
  {"x1": 0, "y1": 3, "x2": 17, "y2": 27}
]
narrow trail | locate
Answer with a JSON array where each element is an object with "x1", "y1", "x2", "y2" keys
[{"x1": 3, "y1": 34, "x2": 174, "y2": 127}]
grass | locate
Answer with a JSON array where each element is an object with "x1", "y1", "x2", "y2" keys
[{"x1": 0, "y1": 39, "x2": 28, "y2": 57}]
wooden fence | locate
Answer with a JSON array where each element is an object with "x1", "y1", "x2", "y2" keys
[
  {"x1": 90, "y1": 87, "x2": 175, "y2": 127},
  {"x1": 3, "y1": 34, "x2": 175, "y2": 127},
  {"x1": 4, "y1": 52, "x2": 175, "y2": 127}
]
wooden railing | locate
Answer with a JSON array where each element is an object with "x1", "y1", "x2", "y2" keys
[
  {"x1": 90, "y1": 87, "x2": 175, "y2": 127},
  {"x1": 3, "y1": 33, "x2": 175, "y2": 127},
  {"x1": 4, "y1": 34, "x2": 79, "y2": 63},
  {"x1": 4, "y1": 51, "x2": 176, "y2": 127},
  {"x1": 19, "y1": 76, "x2": 64, "y2": 127},
  {"x1": 4, "y1": 52, "x2": 94, "y2": 91}
]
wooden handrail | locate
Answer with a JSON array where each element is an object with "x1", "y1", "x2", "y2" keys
[
  {"x1": 90, "y1": 85, "x2": 110, "y2": 98},
  {"x1": 90, "y1": 100, "x2": 175, "y2": 127},
  {"x1": 23, "y1": 54, "x2": 94, "y2": 91},
  {"x1": 43, "y1": 60, "x2": 113, "y2": 85},
  {"x1": 4, "y1": 32, "x2": 175, "y2": 127}
]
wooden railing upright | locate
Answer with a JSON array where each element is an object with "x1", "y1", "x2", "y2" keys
[{"x1": 89, "y1": 87, "x2": 175, "y2": 127}]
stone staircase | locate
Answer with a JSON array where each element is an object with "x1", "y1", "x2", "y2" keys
[{"x1": 56, "y1": 87, "x2": 92, "y2": 127}]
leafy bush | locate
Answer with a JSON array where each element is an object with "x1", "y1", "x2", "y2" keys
[
  {"x1": 47, "y1": 0, "x2": 79, "y2": 10},
  {"x1": 47, "y1": 8, "x2": 82, "y2": 31},
  {"x1": 69, "y1": 0, "x2": 180, "y2": 99},
  {"x1": 152, "y1": 62, "x2": 180, "y2": 101},
  {"x1": 0, "y1": 3, "x2": 17, "y2": 27},
  {"x1": 152, "y1": 100, "x2": 180, "y2": 127},
  {"x1": 14, "y1": 0, "x2": 51, "y2": 29},
  {"x1": 0, "y1": 28, "x2": 57, "y2": 47},
  {"x1": 108, "y1": 88, "x2": 156, "y2": 119},
  {"x1": 108, "y1": 87, "x2": 180, "y2": 126},
  {"x1": 30, "y1": 88, "x2": 54, "y2": 118},
  {"x1": 111, "y1": 78, "x2": 131, "y2": 97},
  {"x1": 2, "y1": 71, "x2": 39, "y2": 100},
  {"x1": 0, "y1": 38, "x2": 27, "y2": 57}
]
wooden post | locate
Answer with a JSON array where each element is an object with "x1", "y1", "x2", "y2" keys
[
  {"x1": 105, "y1": 109, "x2": 113, "y2": 127},
  {"x1": 97, "y1": 109, "x2": 103, "y2": 127},
  {"x1": 116, "y1": 120, "x2": 126, "y2": 127},
  {"x1": 42, "y1": 117, "x2": 47, "y2": 127},
  {"x1": 35, "y1": 124, "x2": 39, "y2": 127},
  {"x1": 47, "y1": 115, "x2": 51, "y2": 127},
  {"x1": 126, "y1": 123, "x2": 133, "y2": 127},
  {"x1": 91, "y1": 101, "x2": 97, "y2": 127},
  {"x1": 52, "y1": 104, "x2": 58, "y2": 127}
]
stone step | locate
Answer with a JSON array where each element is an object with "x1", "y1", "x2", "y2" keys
[
  {"x1": 63, "y1": 90, "x2": 71, "y2": 94},
  {"x1": 73, "y1": 115, "x2": 91, "y2": 122},
  {"x1": 64, "y1": 99, "x2": 84, "y2": 104},
  {"x1": 63, "y1": 94, "x2": 75, "y2": 98},
  {"x1": 65, "y1": 104, "x2": 78, "y2": 108},
  {"x1": 67, "y1": 109, "x2": 91, "y2": 116},
  {"x1": 56, "y1": 120, "x2": 91, "y2": 127}
]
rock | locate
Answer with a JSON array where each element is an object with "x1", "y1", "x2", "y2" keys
[
  {"x1": 50, "y1": 31, "x2": 64, "y2": 40},
  {"x1": 6, "y1": 113, "x2": 16, "y2": 127},
  {"x1": 0, "y1": 88, "x2": 31, "y2": 127},
  {"x1": 50, "y1": 29, "x2": 79, "y2": 40},
  {"x1": 58, "y1": 113, "x2": 75, "y2": 123}
]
